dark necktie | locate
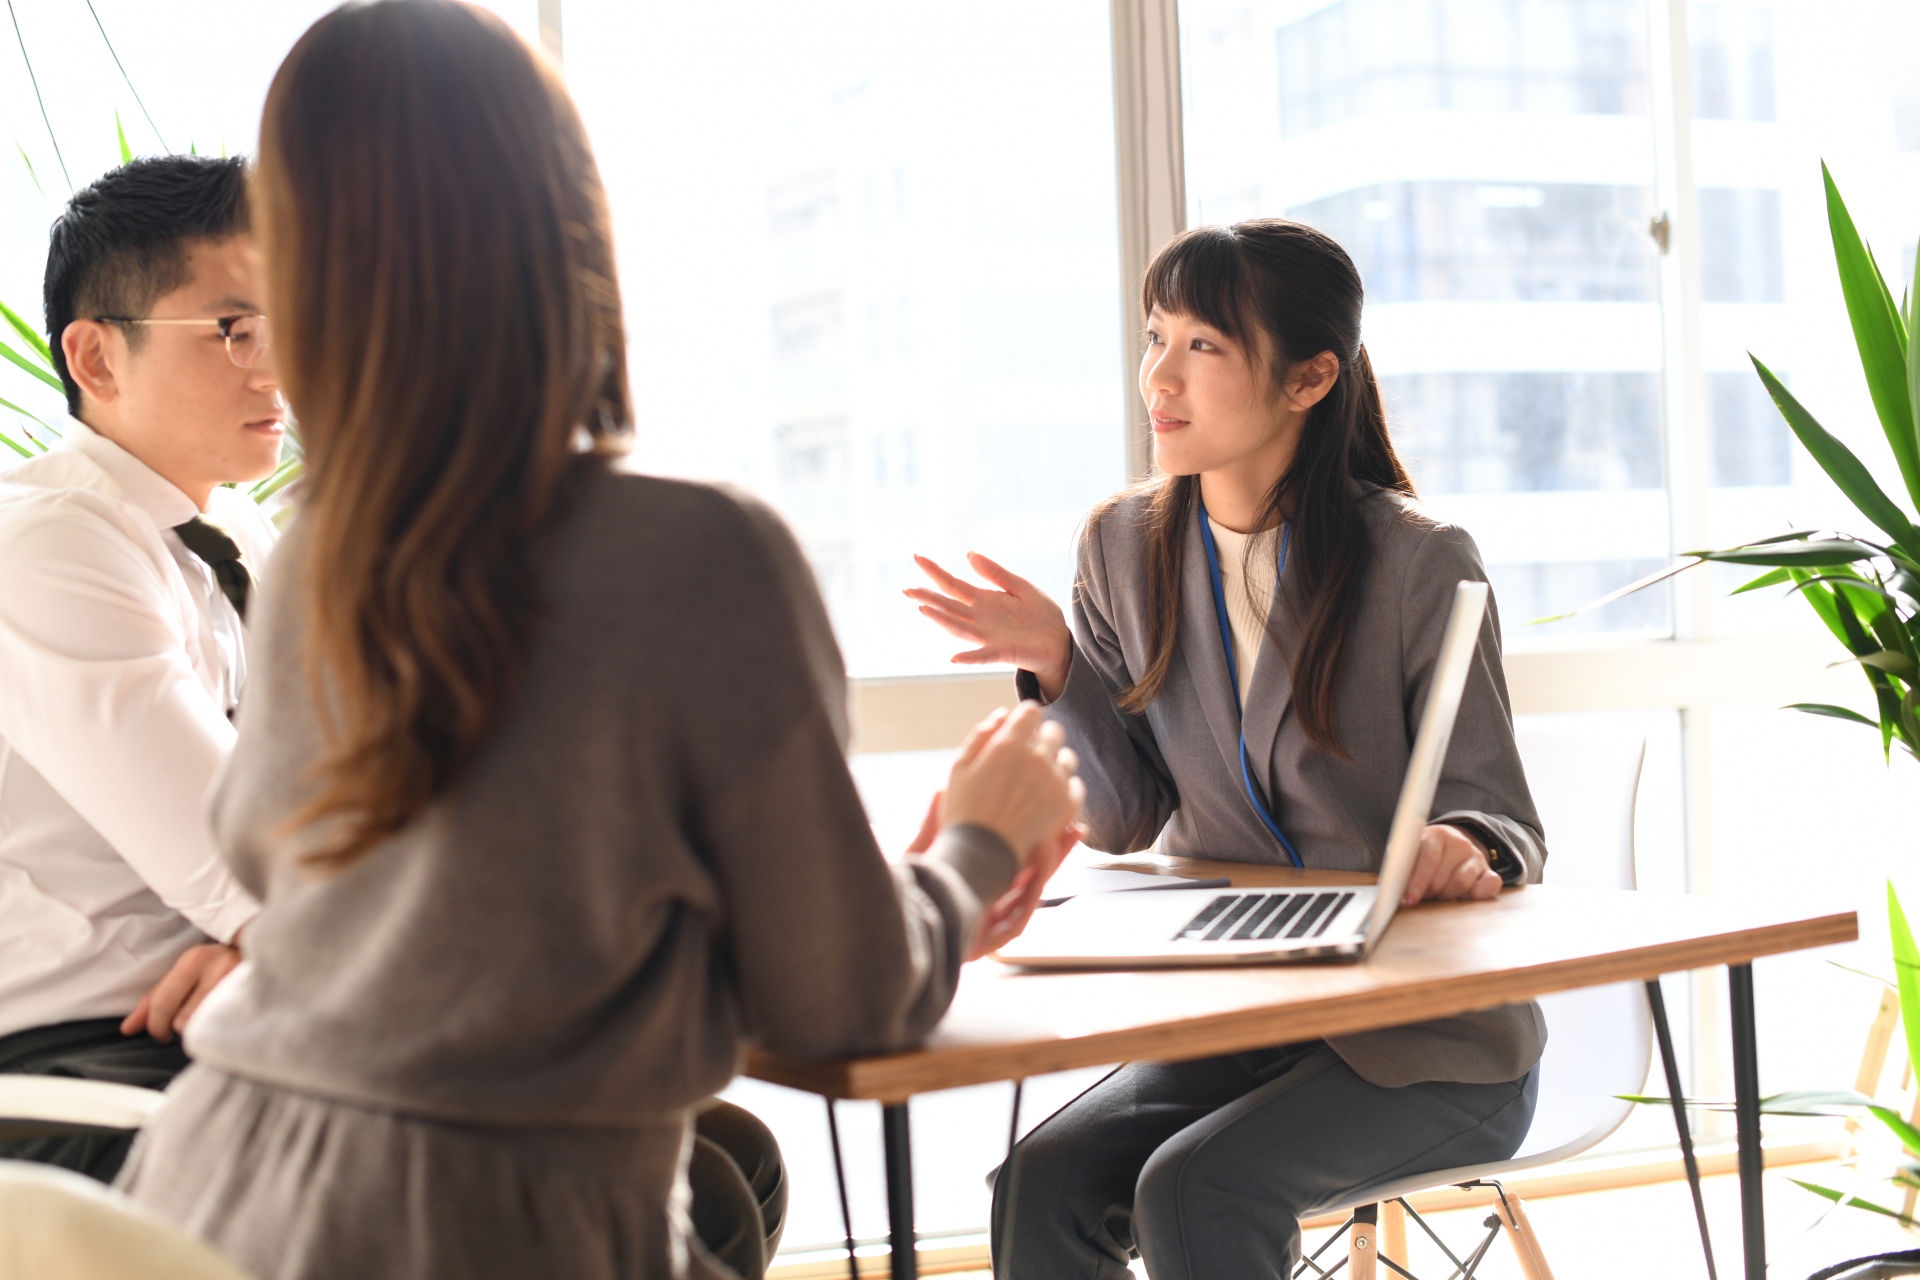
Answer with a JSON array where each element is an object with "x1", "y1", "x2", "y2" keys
[{"x1": 173, "y1": 517, "x2": 252, "y2": 620}]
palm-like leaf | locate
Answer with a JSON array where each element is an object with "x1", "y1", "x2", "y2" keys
[
  {"x1": 1538, "y1": 169, "x2": 1920, "y2": 761},
  {"x1": 1823, "y1": 162, "x2": 1919, "y2": 511},
  {"x1": 1792, "y1": 1179, "x2": 1914, "y2": 1225}
]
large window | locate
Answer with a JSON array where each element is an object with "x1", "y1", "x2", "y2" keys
[
  {"x1": 566, "y1": 0, "x2": 1125, "y2": 678},
  {"x1": 1185, "y1": 0, "x2": 1671, "y2": 637}
]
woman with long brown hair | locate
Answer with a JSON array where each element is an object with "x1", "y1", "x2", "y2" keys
[
  {"x1": 116, "y1": 4, "x2": 1082, "y2": 1278},
  {"x1": 908, "y1": 220, "x2": 1547, "y2": 1278}
]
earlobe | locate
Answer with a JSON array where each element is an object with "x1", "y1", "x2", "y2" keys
[{"x1": 61, "y1": 320, "x2": 118, "y2": 406}]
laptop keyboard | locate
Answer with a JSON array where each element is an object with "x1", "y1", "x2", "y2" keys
[{"x1": 1173, "y1": 891, "x2": 1356, "y2": 943}]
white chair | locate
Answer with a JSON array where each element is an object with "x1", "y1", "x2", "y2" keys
[
  {"x1": 0, "y1": 1158, "x2": 255, "y2": 1280},
  {"x1": 0, "y1": 1074, "x2": 166, "y2": 1143},
  {"x1": 1301, "y1": 724, "x2": 1651, "y2": 1280},
  {"x1": 0, "y1": 1076, "x2": 252, "y2": 1279}
]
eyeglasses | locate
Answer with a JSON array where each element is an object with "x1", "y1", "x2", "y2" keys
[{"x1": 94, "y1": 314, "x2": 272, "y2": 369}]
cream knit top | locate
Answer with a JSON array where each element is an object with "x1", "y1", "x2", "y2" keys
[{"x1": 1206, "y1": 517, "x2": 1282, "y2": 707}]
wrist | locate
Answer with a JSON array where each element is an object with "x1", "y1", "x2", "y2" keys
[
  {"x1": 1439, "y1": 819, "x2": 1520, "y2": 884},
  {"x1": 1034, "y1": 634, "x2": 1072, "y2": 702}
]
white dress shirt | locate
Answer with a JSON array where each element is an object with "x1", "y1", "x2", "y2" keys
[{"x1": 0, "y1": 417, "x2": 268, "y2": 1039}]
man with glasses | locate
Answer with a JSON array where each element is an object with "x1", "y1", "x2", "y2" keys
[{"x1": 0, "y1": 155, "x2": 281, "y2": 1180}]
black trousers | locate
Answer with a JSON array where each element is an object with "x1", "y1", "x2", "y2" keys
[
  {"x1": 992, "y1": 1042, "x2": 1538, "y2": 1280},
  {"x1": 0, "y1": 1016, "x2": 190, "y2": 1182},
  {"x1": 0, "y1": 1020, "x2": 786, "y2": 1278}
]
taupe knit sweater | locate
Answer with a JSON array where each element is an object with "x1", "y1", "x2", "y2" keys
[{"x1": 184, "y1": 467, "x2": 1016, "y2": 1125}]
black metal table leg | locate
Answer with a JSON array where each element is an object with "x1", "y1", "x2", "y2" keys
[
  {"x1": 883, "y1": 1102, "x2": 917, "y2": 1280},
  {"x1": 1647, "y1": 978, "x2": 1717, "y2": 1280},
  {"x1": 1729, "y1": 962, "x2": 1765, "y2": 1280}
]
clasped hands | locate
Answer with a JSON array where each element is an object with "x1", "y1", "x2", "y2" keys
[{"x1": 905, "y1": 702, "x2": 1086, "y2": 961}]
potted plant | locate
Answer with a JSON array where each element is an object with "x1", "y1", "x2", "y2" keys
[{"x1": 1598, "y1": 167, "x2": 1920, "y2": 1279}]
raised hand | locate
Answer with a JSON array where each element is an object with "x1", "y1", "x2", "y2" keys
[{"x1": 905, "y1": 552, "x2": 1074, "y2": 701}]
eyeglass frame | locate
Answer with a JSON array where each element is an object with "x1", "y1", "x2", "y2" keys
[{"x1": 92, "y1": 314, "x2": 272, "y2": 369}]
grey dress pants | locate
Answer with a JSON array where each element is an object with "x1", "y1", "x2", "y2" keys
[{"x1": 990, "y1": 1041, "x2": 1538, "y2": 1280}]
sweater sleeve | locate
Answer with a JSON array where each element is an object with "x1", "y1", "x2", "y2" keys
[
  {"x1": 688, "y1": 492, "x2": 1018, "y2": 1059},
  {"x1": 1399, "y1": 521, "x2": 1547, "y2": 885},
  {"x1": 1015, "y1": 518, "x2": 1180, "y2": 853}
]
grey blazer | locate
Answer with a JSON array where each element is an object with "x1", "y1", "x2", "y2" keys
[{"x1": 1018, "y1": 482, "x2": 1548, "y2": 1087}]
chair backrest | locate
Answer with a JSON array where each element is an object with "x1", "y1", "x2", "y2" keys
[
  {"x1": 1507, "y1": 720, "x2": 1653, "y2": 1164},
  {"x1": 0, "y1": 1075, "x2": 164, "y2": 1143},
  {"x1": 0, "y1": 1159, "x2": 255, "y2": 1280}
]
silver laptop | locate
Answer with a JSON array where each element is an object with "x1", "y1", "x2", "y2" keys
[{"x1": 993, "y1": 580, "x2": 1489, "y2": 969}]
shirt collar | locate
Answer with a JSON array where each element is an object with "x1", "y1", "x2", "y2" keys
[{"x1": 64, "y1": 416, "x2": 202, "y2": 530}]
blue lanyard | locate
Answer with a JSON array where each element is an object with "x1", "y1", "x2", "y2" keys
[{"x1": 1196, "y1": 496, "x2": 1303, "y2": 868}]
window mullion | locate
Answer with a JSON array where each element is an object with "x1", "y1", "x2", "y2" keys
[
  {"x1": 1109, "y1": 0, "x2": 1187, "y2": 483},
  {"x1": 1649, "y1": 0, "x2": 1714, "y2": 644}
]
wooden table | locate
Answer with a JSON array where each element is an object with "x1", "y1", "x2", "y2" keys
[{"x1": 748, "y1": 859, "x2": 1857, "y2": 1280}]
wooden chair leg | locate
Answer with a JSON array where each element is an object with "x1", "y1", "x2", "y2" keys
[
  {"x1": 1492, "y1": 1191, "x2": 1555, "y2": 1280},
  {"x1": 1348, "y1": 1203, "x2": 1378, "y2": 1280},
  {"x1": 1381, "y1": 1199, "x2": 1407, "y2": 1270},
  {"x1": 1848, "y1": 988, "x2": 1902, "y2": 1157}
]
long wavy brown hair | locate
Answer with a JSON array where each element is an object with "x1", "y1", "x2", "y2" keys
[
  {"x1": 256, "y1": 0, "x2": 631, "y2": 867},
  {"x1": 1102, "y1": 220, "x2": 1412, "y2": 755}
]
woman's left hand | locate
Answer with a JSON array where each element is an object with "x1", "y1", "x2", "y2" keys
[
  {"x1": 1402, "y1": 824, "x2": 1503, "y2": 906},
  {"x1": 902, "y1": 788, "x2": 1083, "y2": 961}
]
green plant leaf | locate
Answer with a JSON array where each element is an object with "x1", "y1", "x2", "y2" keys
[
  {"x1": 115, "y1": 110, "x2": 132, "y2": 165},
  {"x1": 1911, "y1": 211, "x2": 1920, "y2": 486},
  {"x1": 1791, "y1": 571, "x2": 1852, "y2": 645},
  {"x1": 1617, "y1": 1088, "x2": 1875, "y2": 1114},
  {"x1": 1790, "y1": 573, "x2": 1900, "y2": 609},
  {"x1": 14, "y1": 143, "x2": 44, "y2": 199},
  {"x1": 1753, "y1": 355, "x2": 1920, "y2": 555},
  {"x1": 1788, "y1": 702, "x2": 1881, "y2": 727},
  {"x1": 1744, "y1": 528, "x2": 1834, "y2": 547},
  {"x1": 1837, "y1": 649, "x2": 1918, "y2": 681},
  {"x1": 1829, "y1": 957, "x2": 1898, "y2": 987},
  {"x1": 1889, "y1": 883, "x2": 1920, "y2": 1096},
  {"x1": 1871, "y1": 1102, "x2": 1920, "y2": 1156},
  {"x1": 0, "y1": 393, "x2": 52, "y2": 434},
  {"x1": 1697, "y1": 540, "x2": 1885, "y2": 567},
  {"x1": 1525, "y1": 557, "x2": 1699, "y2": 625},
  {"x1": 0, "y1": 429, "x2": 33, "y2": 458},
  {"x1": 0, "y1": 301, "x2": 50, "y2": 366},
  {"x1": 1791, "y1": 1178, "x2": 1913, "y2": 1224},
  {"x1": 1731, "y1": 566, "x2": 1794, "y2": 595},
  {"x1": 248, "y1": 456, "x2": 302, "y2": 503},
  {"x1": 0, "y1": 340, "x2": 62, "y2": 391},
  {"x1": 1827, "y1": 562, "x2": 1888, "y2": 655},
  {"x1": 1825, "y1": 163, "x2": 1920, "y2": 512}
]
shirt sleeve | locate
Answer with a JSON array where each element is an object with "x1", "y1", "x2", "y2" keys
[
  {"x1": 0, "y1": 493, "x2": 260, "y2": 942},
  {"x1": 1399, "y1": 520, "x2": 1547, "y2": 885}
]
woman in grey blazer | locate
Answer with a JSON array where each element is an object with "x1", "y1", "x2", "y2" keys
[{"x1": 910, "y1": 220, "x2": 1547, "y2": 1279}]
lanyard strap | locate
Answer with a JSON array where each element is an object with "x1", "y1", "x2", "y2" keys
[{"x1": 1197, "y1": 496, "x2": 1303, "y2": 868}]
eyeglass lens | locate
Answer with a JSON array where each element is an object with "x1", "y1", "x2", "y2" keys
[{"x1": 222, "y1": 315, "x2": 272, "y2": 369}]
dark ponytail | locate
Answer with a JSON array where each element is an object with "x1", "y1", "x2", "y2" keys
[{"x1": 1098, "y1": 219, "x2": 1411, "y2": 755}]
